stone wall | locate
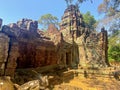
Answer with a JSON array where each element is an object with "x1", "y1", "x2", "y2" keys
[
  {"x1": 0, "y1": 33, "x2": 10, "y2": 75},
  {"x1": 0, "y1": 19, "x2": 63, "y2": 76}
]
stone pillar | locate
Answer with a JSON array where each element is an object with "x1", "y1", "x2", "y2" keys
[
  {"x1": 72, "y1": 46, "x2": 78, "y2": 67},
  {"x1": 101, "y1": 28, "x2": 109, "y2": 66},
  {"x1": 0, "y1": 33, "x2": 10, "y2": 75},
  {"x1": 78, "y1": 45, "x2": 87, "y2": 67}
]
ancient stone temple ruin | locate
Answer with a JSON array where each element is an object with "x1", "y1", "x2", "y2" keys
[
  {"x1": 60, "y1": 5, "x2": 109, "y2": 67},
  {"x1": 0, "y1": 5, "x2": 109, "y2": 76}
]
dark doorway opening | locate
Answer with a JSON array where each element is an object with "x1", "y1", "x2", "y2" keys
[{"x1": 66, "y1": 53, "x2": 69, "y2": 65}]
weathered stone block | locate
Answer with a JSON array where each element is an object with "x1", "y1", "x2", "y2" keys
[
  {"x1": 5, "y1": 69, "x2": 16, "y2": 77},
  {"x1": 0, "y1": 63, "x2": 5, "y2": 75},
  {"x1": 0, "y1": 33, "x2": 9, "y2": 62}
]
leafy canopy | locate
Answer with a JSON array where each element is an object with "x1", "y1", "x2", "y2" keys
[
  {"x1": 38, "y1": 14, "x2": 58, "y2": 29},
  {"x1": 83, "y1": 11, "x2": 96, "y2": 29}
]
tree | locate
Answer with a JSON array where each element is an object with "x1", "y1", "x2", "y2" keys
[
  {"x1": 109, "y1": 18, "x2": 120, "y2": 35},
  {"x1": 108, "y1": 30, "x2": 120, "y2": 62},
  {"x1": 65, "y1": 0, "x2": 76, "y2": 6},
  {"x1": 38, "y1": 14, "x2": 58, "y2": 29},
  {"x1": 108, "y1": 45, "x2": 120, "y2": 62},
  {"x1": 97, "y1": 0, "x2": 120, "y2": 34},
  {"x1": 64, "y1": 0, "x2": 92, "y2": 7},
  {"x1": 65, "y1": 0, "x2": 69, "y2": 6},
  {"x1": 108, "y1": 22, "x2": 120, "y2": 63},
  {"x1": 98, "y1": 0, "x2": 120, "y2": 16},
  {"x1": 83, "y1": 11, "x2": 96, "y2": 29},
  {"x1": 77, "y1": 0, "x2": 92, "y2": 3},
  {"x1": 97, "y1": 0, "x2": 120, "y2": 38}
]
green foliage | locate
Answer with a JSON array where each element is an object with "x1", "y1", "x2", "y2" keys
[
  {"x1": 108, "y1": 30, "x2": 120, "y2": 62},
  {"x1": 108, "y1": 45, "x2": 120, "y2": 62},
  {"x1": 38, "y1": 14, "x2": 58, "y2": 29},
  {"x1": 83, "y1": 11, "x2": 96, "y2": 29}
]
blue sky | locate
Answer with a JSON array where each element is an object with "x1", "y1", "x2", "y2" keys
[{"x1": 0, "y1": 0, "x2": 103, "y2": 28}]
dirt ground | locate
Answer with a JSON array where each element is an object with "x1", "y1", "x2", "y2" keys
[{"x1": 53, "y1": 75, "x2": 120, "y2": 90}]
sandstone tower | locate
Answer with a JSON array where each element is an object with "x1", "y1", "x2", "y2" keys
[
  {"x1": 60, "y1": 5, "x2": 109, "y2": 67},
  {"x1": 60, "y1": 5, "x2": 85, "y2": 39}
]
